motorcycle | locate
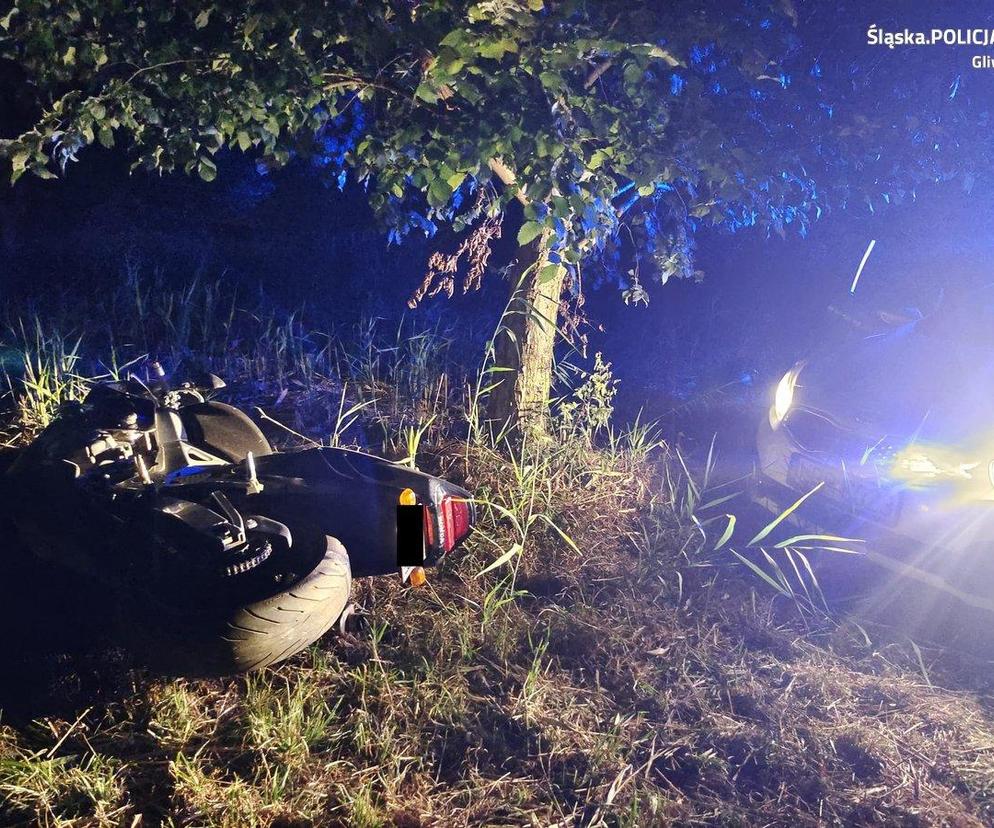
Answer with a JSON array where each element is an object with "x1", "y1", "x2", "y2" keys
[{"x1": 1, "y1": 363, "x2": 474, "y2": 674}]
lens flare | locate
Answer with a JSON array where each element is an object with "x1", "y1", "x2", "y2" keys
[
  {"x1": 771, "y1": 368, "x2": 798, "y2": 428},
  {"x1": 890, "y1": 445, "x2": 980, "y2": 490}
]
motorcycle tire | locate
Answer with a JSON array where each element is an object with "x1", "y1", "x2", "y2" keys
[{"x1": 123, "y1": 534, "x2": 351, "y2": 675}]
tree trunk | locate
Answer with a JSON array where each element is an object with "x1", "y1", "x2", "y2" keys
[{"x1": 483, "y1": 234, "x2": 566, "y2": 435}]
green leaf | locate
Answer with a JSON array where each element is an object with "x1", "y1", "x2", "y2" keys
[
  {"x1": 236, "y1": 130, "x2": 252, "y2": 151},
  {"x1": 195, "y1": 9, "x2": 211, "y2": 28},
  {"x1": 774, "y1": 534, "x2": 863, "y2": 549},
  {"x1": 697, "y1": 491, "x2": 739, "y2": 511},
  {"x1": 442, "y1": 57, "x2": 465, "y2": 75},
  {"x1": 551, "y1": 195, "x2": 569, "y2": 217},
  {"x1": 588, "y1": 149, "x2": 610, "y2": 170},
  {"x1": 713, "y1": 514, "x2": 736, "y2": 550},
  {"x1": 438, "y1": 162, "x2": 457, "y2": 182},
  {"x1": 539, "y1": 71, "x2": 563, "y2": 92},
  {"x1": 731, "y1": 551, "x2": 791, "y2": 597},
  {"x1": 98, "y1": 127, "x2": 114, "y2": 148},
  {"x1": 533, "y1": 513, "x2": 579, "y2": 553},
  {"x1": 477, "y1": 543, "x2": 522, "y2": 577},
  {"x1": 649, "y1": 45, "x2": 681, "y2": 67},
  {"x1": 414, "y1": 82, "x2": 439, "y2": 104},
  {"x1": 538, "y1": 263, "x2": 563, "y2": 284},
  {"x1": 477, "y1": 38, "x2": 516, "y2": 60},
  {"x1": 439, "y1": 29, "x2": 466, "y2": 48},
  {"x1": 10, "y1": 150, "x2": 29, "y2": 173},
  {"x1": 63, "y1": 46, "x2": 76, "y2": 66},
  {"x1": 517, "y1": 221, "x2": 544, "y2": 246},
  {"x1": 197, "y1": 156, "x2": 217, "y2": 182},
  {"x1": 428, "y1": 175, "x2": 452, "y2": 206},
  {"x1": 748, "y1": 483, "x2": 824, "y2": 546}
]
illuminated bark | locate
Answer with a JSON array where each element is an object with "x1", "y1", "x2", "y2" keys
[{"x1": 484, "y1": 232, "x2": 565, "y2": 435}]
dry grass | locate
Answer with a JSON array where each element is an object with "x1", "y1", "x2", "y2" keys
[{"x1": 3, "y1": 281, "x2": 994, "y2": 826}]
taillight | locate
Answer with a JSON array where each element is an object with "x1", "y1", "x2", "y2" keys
[
  {"x1": 439, "y1": 495, "x2": 472, "y2": 552},
  {"x1": 423, "y1": 506, "x2": 435, "y2": 547}
]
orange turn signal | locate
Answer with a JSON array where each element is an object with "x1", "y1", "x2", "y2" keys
[
  {"x1": 409, "y1": 566, "x2": 427, "y2": 587},
  {"x1": 399, "y1": 487, "x2": 417, "y2": 506}
]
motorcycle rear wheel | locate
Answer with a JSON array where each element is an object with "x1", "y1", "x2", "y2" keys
[{"x1": 123, "y1": 534, "x2": 351, "y2": 675}]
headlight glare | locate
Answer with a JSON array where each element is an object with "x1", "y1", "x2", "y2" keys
[
  {"x1": 771, "y1": 368, "x2": 798, "y2": 427},
  {"x1": 890, "y1": 446, "x2": 979, "y2": 488}
]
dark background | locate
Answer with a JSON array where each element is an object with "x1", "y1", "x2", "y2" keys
[{"x1": 2, "y1": 146, "x2": 990, "y2": 423}]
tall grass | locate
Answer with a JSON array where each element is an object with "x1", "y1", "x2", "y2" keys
[
  {"x1": 4, "y1": 319, "x2": 86, "y2": 430},
  {"x1": 1, "y1": 270, "x2": 463, "y2": 448},
  {"x1": 657, "y1": 437, "x2": 864, "y2": 619}
]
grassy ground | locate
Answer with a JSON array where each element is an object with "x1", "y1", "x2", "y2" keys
[{"x1": 2, "y1": 279, "x2": 994, "y2": 827}]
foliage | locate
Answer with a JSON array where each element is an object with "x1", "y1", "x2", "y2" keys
[
  {"x1": 1, "y1": 0, "x2": 972, "y2": 297},
  {"x1": 556, "y1": 351, "x2": 617, "y2": 441}
]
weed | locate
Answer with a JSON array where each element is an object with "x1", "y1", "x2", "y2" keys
[
  {"x1": 6, "y1": 319, "x2": 86, "y2": 431},
  {"x1": 0, "y1": 750, "x2": 123, "y2": 826},
  {"x1": 556, "y1": 351, "x2": 619, "y2": 444},
  {"x1": 242, "y1": 671, "x2": 339, "y2": 765},
  {"x1": 169, "y1": 751, "x2": 268, "y2": 828},
  {"x1": 148, "y1": 682, "x2": 216, "y2": 749}
]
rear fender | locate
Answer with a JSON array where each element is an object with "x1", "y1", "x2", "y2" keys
[{"x1": 245, "y1": 447, "x2": 468, "y2": 577}]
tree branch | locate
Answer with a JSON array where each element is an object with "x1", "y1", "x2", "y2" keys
[
  {"x1": 488, "y1": 157, "x2": 529, "y2": 207},
  {"x1": 584, "y1": 58, "x2": 614, "y2": 90}
]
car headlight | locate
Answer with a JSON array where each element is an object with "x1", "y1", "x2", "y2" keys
[{"x1": 770, "y1": 367, "x2": 799, "y2": 428}]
